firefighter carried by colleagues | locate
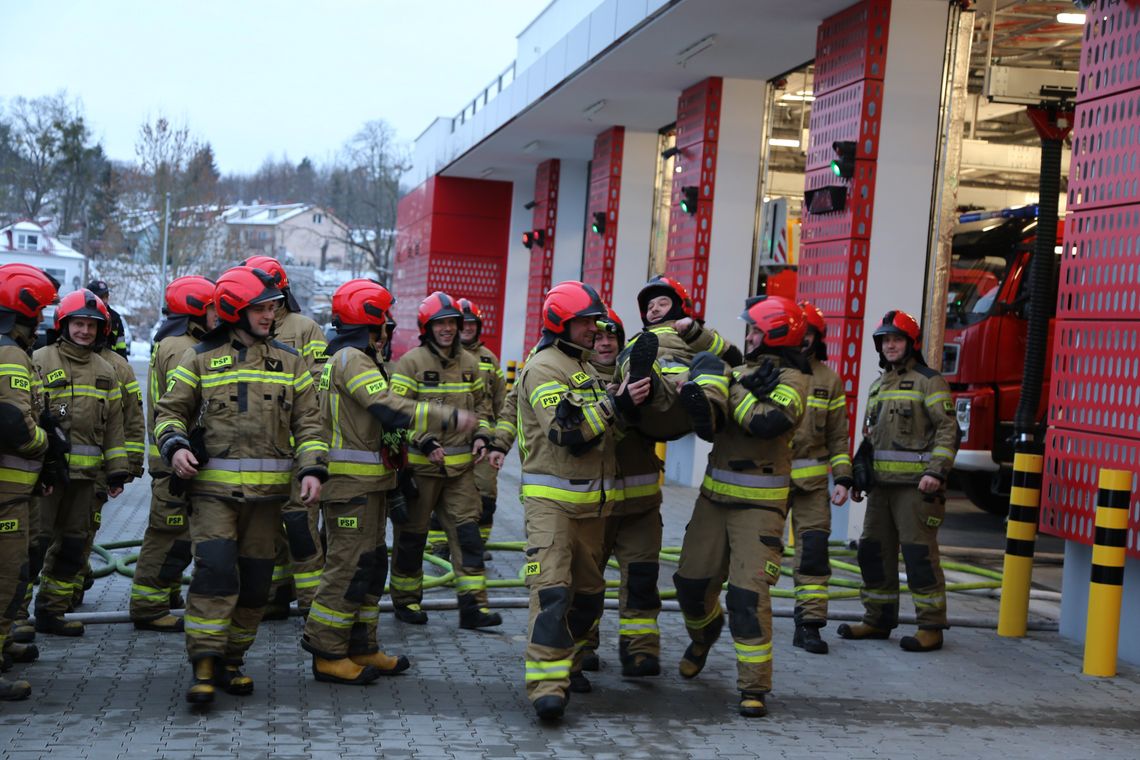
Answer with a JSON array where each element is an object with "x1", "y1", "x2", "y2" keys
[
  {"x1": 154, "y1": 265, "x2": 328, "y2": 706},
  {"x1": 387, "y1": 291, "x2": 499, "y2": 630},
  {"x1": 242, "y1": 256, "x2": 329, "y2": 620},
  {"x1": 31, "y1": 289, "x2": 129, "y2": 637},
  {"x1": 577, "y1": 308, "x2": 664, "y2": 683},
  {"x1": 130, "y1": 276, "x2": 217, "y2": 632},
  {"x1": 0, "y1": 264, "x2": 57, "y2": 701},
  {"x1": 302, "y1": 279, "x2": 478, "y2": 685},
  {"x1": 838, "y1": 310, "x2": 958, "y2": 653},
  {"x1": 786, "y1": 301, "x2": 853, "y2": 655},
  {"x1": 673, "y1": 294, "x2": 809, "y2": 718},
  {"x1": 613, "y1": 275, "x2": 742, "y2": 441},
  {"x1": 86, "y1": 279, "x2": 129, "y2": 359},
  {"x1": 493, "y1": 281, "x2": 650, "y2": 721}
]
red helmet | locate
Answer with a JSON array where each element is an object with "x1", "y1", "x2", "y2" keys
[
  {"x1": 543, "y1": 281, "x2": 607, "y2": 334},
  {"x1": 740, "y1": 295, "x2": 806, "y2": 348},
  {"x1": 165, "y1": 276, "x2": 215, "y2": 317},
  {"x1": 333, "y1": 279, "x2": 393, "y2": 327},
  {"x1": 214, "y1": 266, "x2": 283, "y2": 323},
  {"x1": 55, "y1": 289, "x2": 111, "y2": 334},
  {"x1": 241, "y1": 255, "x2": 288, "y2": 289},
  {"x1": 873, "y1": 309, "x2": 922, "y2": 351},
  {"x1": 637, "y1": 275, "x2": 695, "y2": 322},
  {"x1": 456, "y1": 298, "x2": 483, "y2": 326},
  {"x1": 417, "y1": 291, "x2": 463, "y2": 334},
  {"x1": 0, "y1": 263, "x2": 58, "y2": 318},
  {"x1": 799, "y1": 300, "x2": 826, "y2": 338}
]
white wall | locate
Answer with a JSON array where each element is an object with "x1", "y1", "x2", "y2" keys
[
  {"x1": 501, "y1": 175, "x2": 537, "y2": 365},
  {"x1": 611, "y1": 130, "x2": 658, "y2": 330},
  {"x1": 552, "y1": 159, "x2": 590, "y2": 285}
]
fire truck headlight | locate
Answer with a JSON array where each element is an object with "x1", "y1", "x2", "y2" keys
[{"x1": 955, "y1": 397, "x2": 971, "y2": 437}]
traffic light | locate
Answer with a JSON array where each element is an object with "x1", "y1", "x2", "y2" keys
[
  {"x1": 522, "y1": 229, "x2": 546, "y2": 249},
  {"x1": 830, "y1": 141, "x2": 856, "y2": 179},
  {"x1": 679, "y1": 185, "x2": 699, "y2": 215},
  {"x1": 591, "y1": 212, "x2": 606, "y2": 235}
]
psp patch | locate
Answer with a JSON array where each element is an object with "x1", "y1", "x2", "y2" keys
[
  {"x1": 365, "y1": 380, "x2": 386, "y2": 394},
  {"x1": 210, "y1": 356, "x2": 233, "y2": 370},
  {"x1": 525, "y1": 561, "x2": 541, "y2": 576},
  {"x1": 926, "y1": 516, "x2": 943, "y2": 528},
  {"x1": 538, "y1": 393, "x2": 561, "y2": 409},
  {"x1": 338, "y1": 516, "x2": 359, "y2": 529},
  {"x1": 570, "y1": 371, "x2": 591, "y2": 387},
  {"x1": 9, "y1": 376, "x2": 29, "y2": 391},
  {"x1": 0, "y1": 519, "x2": 18, "y2": 533},
  {"x1": 764, "y1": 560, "x2": 781, "y2": 578},
  {"x1": 45, "y1": 369, "x2": 66, "y2": 385},
  {"x1": 166, "y1": 515, "x2": 185, "y2": 527}
]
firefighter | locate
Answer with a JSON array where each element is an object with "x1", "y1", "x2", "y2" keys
[
  {"x1": 614, "y1": 275, "x2": 742, "y2": 441},
  {"x1": 387, "y1": 292, "x2": 500, "y2": 630},
  {"x1": 837, "y1": 310, "x2": 958, "y2": 653},
  {"x1": 130, "y1": 276, "x2": 216, "y2": 632},
  {"x1": 786, "y1": 301, "x2": 853, "y2": 655},
  {"x1": 0, "y1": 264, "x2": 57, "y2": 700},
  {"x1": 155, "y1": 265, "x2": 328, "y2": 706},
  {"x1": 242, "y1": 255, "x2": 329, "y2": 619},
  {"x1": 578, "y1": 308, "x2": 663, "y2": 683},
  {"x1": 502, "y1": 281, "x2": 650, "y2": 721},
  {"x1": 673, "y1": 294, "x2": 809, "y2": 718},
  {"x1": 86, "y1": 279, "x2": 129, "y2": 358},
  {"x1": 31, "y1": 289, "x2": 128, "y2": 637},
  {"x1": 302, "y1": 279, "x2": 477, "y2": 684}
]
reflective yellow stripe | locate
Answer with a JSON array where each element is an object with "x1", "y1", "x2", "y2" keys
[
  {"x1": 329, "y1": 461, "x2": 393, "y2": 477},
  {"x1": 733, "y1": 393, "x2": 758, "y2": 426},
  {"x1": 525, "y1": 659, "x2": 571, "y2": 682},
  {"x1": 735, "y1": 641, "x2": 772, "y2": 663},
  {"x1": 925, "y1": 391, "x2": 951, "y2": 407},
  {"x1": 694, "y1": 373, "x2": 729, "y2": 396},
  {"x1": 199, "y1": 370, "x2": 295, "y2": 388},
  {"x1": 407, "y1": 451, "x2": 473, "y2": 467},
  {"x1": 196, "y1": 470, "x2": 293, "y2": 486},
  {"x1": 347, "y1": 370, "x2": 385, "y2": 394},
  {"x1": 389, "y1": 575, "x2": 421, "y2": 591},
  {"x1": 528, "y1": 380, "x2": 567, "y2": 409},
  {"x1": 520, "y1": 484, "x2": 604, "y2": 504},
  {"x1": 932, "y1": 446, "x2": 955, "y2": 461},
  {"x1": 879, "y1": 389, "x2": 924, "y2": 402},
  {"x1": 171, "y1": 366, "x2": 199, "y2": 386},
  {"x1": 683, "y1": 604, "x2": 723, "y2": 630},
  {"x1": 296, "y1": 440, "x2": 329, "y2": 455},
  {"x1": 791, "y1": 464, "x2": 829, "y2": 479},
  {"x1": 702, "y1": 474, "x2": 789, "y2": 502},
  {"x1": 872, "y1": 461, "x2": 926, "y2": 473}
]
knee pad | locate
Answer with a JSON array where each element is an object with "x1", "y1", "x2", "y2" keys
[
  {"x1": 236, "y1": 556, "x2": 275, "y2": 607},
  {"x1": 566, "y1": 591, "x2": 605, "y2": 637},
  {"x1": 4, "y1": 562, "x2": 29, "y2": 619},
  {"x1": 725, "y1": 584, "x2": 763, "y2": 639},
  {"x1": 532, "y1": 586, "x2": 573, "y2": 649},
  {"x1": 672, "y1": 573, "x2": 712, "y2": 619},
  {"x1": 393, "y1": 531, "x2": 427, "y2": 574},
  {"x1": 282, "y1": 510, "x2": 319, "y2": 560},
  {"x1": 190, "y1": 539, "x2": 239, "y2": 596},
  {"x1": 345, "y1": 549, "x2": 378, "y2": 604},
  {"x1": 53, "y1": 535, "x2": 88, "y2": 578},
  {"x1": 28, "y1": 537, "x2": 47, "y2": 578},
  {"x1": 856, "y1": 539, "x2": 886, "y2": 585},
  {"x1": 369, "y1": 545, "x2": 388, "y2": 597},
  {"x1": 626, "y1": 562, "x2": 661, "y2": 610},
  {"x1": 159, "y1": 539, "x2": 194, "y2": 583},
  {"x1": 479, "y1": 496, "x2": 496, "y2": 524},
  {"x1": 901, "y1": 543, "x2": 936, "y2": 589},
  {"x1": 455, "y1": 521, "x2": 485, "y2": 570},
  {"x1": 799, "y1": 530, "x2": 831, "y2": 577}
]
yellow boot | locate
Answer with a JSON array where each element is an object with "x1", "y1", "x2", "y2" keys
[
  {"x1": 312, "y1": 656, "x2": 382, "y2": 685},
  {"x1": 186, "y1": 658, "x2": 215, "y2": 705},
  {"x1": 836, "y1": 622, "x2": 890, "y2": 640},
  {"x1": 900, "y1": 629, "x2": 943, "y2": 652},
  {"x1": 349, "y1": 651, "x2": 410, "y2": 675}
]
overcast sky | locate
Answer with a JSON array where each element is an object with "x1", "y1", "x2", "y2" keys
[{"x1": 0, "y1": 0, "x2": 546, "y2": 174}]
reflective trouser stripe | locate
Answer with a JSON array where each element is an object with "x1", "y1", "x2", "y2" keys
[
  {"x1": 525, "y1": 659, "x2": 572, "y2": 682},
  {"x1": 228, "y1": 624, "x2": 256, "y2": 647},
  {"x1": 358, "y1": 605, "x2": 379, "y2": 625},
  {"x1": 455, "y1": 575, "x2": 486, "y2": 594},
  {"x1": 272, "y1": 565, "x2": 292, "y2": 583},
  {"x1": 795, "y1": 584, "x2": 829, "y2": 600},
  {"x1": 735, "y1": 641, "x2": 773, "y2": 664},
  {"x1": 130, "y1": 583, "x2": 170, "y2": 602},
  {"x1": 185, "y1": 616, "x2": 228, "y2": 636},
  {"x1": 308, "y1": 601, "x2": 355, "y2": 629},
  {"x1": 862, "y1": 590, "x2": 899, "y2": 603},
  {"x1": 294, "y1": 569, "x2": 322, "y2": 590},
  {"x1": 912, "y1": 591, "x2": 946, "y2": 609},
  {"x1": 683, "y1": 604, "x2": 723, "y2": 630},
  {"x1": 619, "y1": 617, "x2": 660, "y2": 636},
  {"x1": 39, "y1": 576, "x2": 79, "y2": 598},
  {"x1": 389, "y1": 575, "x2": 421, "y2": 591}
]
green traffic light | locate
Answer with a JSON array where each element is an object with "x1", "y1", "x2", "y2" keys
[{"x1": 830, "y1": 160, "x2": 842, "y2": 177}]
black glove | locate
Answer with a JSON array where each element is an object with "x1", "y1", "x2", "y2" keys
[
  {"x1": 38, "y1": 408, "x2": 70, "y2": 490},
  {"x1": 739, "y1": 360, "x2": 781, "y2": 398},
  {"x1": 554, "y1": 394, "x2": 585, "y2": 428},
  {"x1": 852, "y1": 438, "x2": 876, "y2": 494},
  {"x1": 388, "y1": 487, "x2": 409, "y2": 525},
  {"x1": 188, "y1": 427, "x2": 210, "y2": 468},
  {"x1": 398, "y1": 468, "x2": 419, "y2": 501}
]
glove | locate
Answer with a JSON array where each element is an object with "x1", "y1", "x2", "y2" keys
[
  {"x1": 554, "y1": 392, "x2": 586, "y2": 428},
  {"x1": 398, "y1": 468, "x2": 419, "y2": 501},
  {"x1": 38, "y1": 409, "x2": 71, "y2": 490},
  {"x1": 739, "y1": 360, "x2": 781, "y2": 398},
  {"x1": 388, "y1": 487, "x2": 409, "y2": 525},
  {"x1": 188, "y1": 427, "x2": 210, "y2": 468},
  {"x1": 852, "y1": 438, "x2": 876, "y2": 494}
]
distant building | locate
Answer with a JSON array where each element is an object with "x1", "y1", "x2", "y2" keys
[
  {"x1": 0, "y1": 220, "x2": 88, "y2": 295},
  {"x1": 222, "y1": 203, "x2": 350, "y2": 268}
]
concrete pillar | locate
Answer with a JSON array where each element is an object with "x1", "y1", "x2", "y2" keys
[
  {"x1": 501, "y1": 174, "x2": 536, "y2": 365},
  {"x1": 611, "y1": 130, "x2": 658, "y2": 330},
  {"x1": 552, "y1": 159, "x2": 589, "y2": 285}
]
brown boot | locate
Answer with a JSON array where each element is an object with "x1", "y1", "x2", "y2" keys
[
  {"x1": 186, "y1": 658, "x2": 215, "y2": 705},
  {"x1": 900, "y1": 629, "x2": 943, "y2": 652},
  {"x1": 134, "y1": 614, "x2": 184, "y2": 633},
  {"x1": 312, "y1": 657, "x2": 382, "y2": 685},
  {"x1": 836, "y1": 622, "x2": 890, "y2": 640},
  {"x1": 349, "y1": 651, "x2": 410, "y2": 675}
]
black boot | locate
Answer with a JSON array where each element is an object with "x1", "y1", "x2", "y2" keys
[
  {"x1": 393, "y1": 603, "x2": 428, "y2": 625},
  {"x1": 34, "y1": 613, "x2": 84, "y2": 637},
  {"x1": 793, "y1": 624, "x2": 829, "y2": 654},
  {"x1": 679, "y1": 382, "x2": 715, "y2": 441},
  {"x1": 621, "y1": 652, "x2": 661, "y2": 677},
  {"x1": 533, "y1": 694, "x2": 566, "y2": 721},
  {"x1": 627, "y1": 330, "x2": 659, "y2": 383},
  {"x1": 186, "y1": 658, "x2": 216, "y2": 705},
  {"x1": 739, "y1": 691, "x2": 768, "y2": 718},
  {"x1": 459, "y1": 605, "x2": 502, "y2": 630},
  {"x1": 568, "y1": 671, "x2": 592, "y2": 693}
]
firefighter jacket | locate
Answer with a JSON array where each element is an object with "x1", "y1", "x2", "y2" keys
[
  {"x1": 108, "y1": 306, "x2": 129, "y2": 358},
  {"x1": 699, "y1": 355, "x2": 809, "y2": 510},
  {"x1": 33, "y1": 340, "x2": 128, "y2": 483},
  {"x1": 0, "y1": 336, "x2": 47, "y2": 500},
  {"x1": 320, "y1": 344, "x2": 456, "y2": 502},
  {"x1": 516, "y1": 338, "x2": 619, "y2": 518},
  {"x1": 592, "y1": 360, "x2": 662, "y2": 514},
  {"x1": 101, "y1": 347, "x2": 145, "y2": 477},
  {"x1": 154, "y1": 329, "x2": 328, "y2": 503},
  {"x1": 489, "y1": 346, "x2": 538, "y2": 452},
  {"x1": 390, "y1": 341, "x2": 491, "y2": 479},
  {"x1": 864, "y1": 356, "x2": 958, "y2": 485},
  {"x1": 790, "y1": 356, "x2": 853, "y2": 491},
  {"x1": 465, "y1": 341, "x2": 507, "y2": 417},
  {"x1": 619, "y1": 319, "x2": 735, "y2": 382},
  {"x1": 146, "y1": 320, "x2": 208, "y2": 475},
  {"x1": 273, "y1": 308, "x2": 329, "y2": 379}
]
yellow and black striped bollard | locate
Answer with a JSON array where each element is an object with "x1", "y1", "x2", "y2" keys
[
  {"x1": 998, "y1": 451, "x2": 1043, "y2": 637},
  {"x1": 505, "y1": 360, "x2": 517, "y2": 391},
  {"x1": 1082, "y1": 468, "x2": 1132, "y2": 677}
]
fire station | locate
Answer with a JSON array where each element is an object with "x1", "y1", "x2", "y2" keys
[{"x1": 393, "y1": 0, "x2": 1140, "y2": 664}]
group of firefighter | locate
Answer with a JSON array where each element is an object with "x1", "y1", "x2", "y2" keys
[{"x1": 0, "y1": 256, "x2": 959, "y2": 722}]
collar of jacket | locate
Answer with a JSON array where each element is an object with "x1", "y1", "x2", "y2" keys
[
  {"x1": 154, "y1": 314, "x2": 207, "y2": 343},
  {"x1": 4, "y1": 321, "x2": 36, "y2": 354},
  {"x1": 326, "y1": 325, "x2": 374, "y2": 358},
  {"x1": 426, "y1": 339, "x2": 460, "y2": 364},
  {"x1": 590, "y1": 359, "x2": 616, "y2": 380},
  {"x1": 745, "y1": 346, "x2": 810, "y2": 374},
  {"x1": 462, "y1": 339, "x2": 484, "y2": 352},
  {"x1": 554, "y1": 336, "x2": 591, "y2": 361},
  {"x1": 56, "y1": 337, "x2": 94, "y2": 363},
  {"x1": 891, "y1": 355, "x2": 921, "y2": 374}
]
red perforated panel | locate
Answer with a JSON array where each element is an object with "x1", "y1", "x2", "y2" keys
[
  {"x1": 813, "y1": 0, "x2": 890, "y2": 96},
  {"x1": 428, "y1": 254, "x2": 506, "y2": 342},
  {"x1": 1047, "y1": 320, "x2": 1140, "y2": 439},
  {"x1": 1077, "y1": 1, "x2": 1140, "y2": 103},
  {"x1": 1067, "y1": 88, "x2": 1140, "y2": 212},
  {"x1": 675, "y1": 78, "x2": 721, "y2": 150},
  {"x1": 1041, "y1": 428, "x2": 1140, "y2": 557},
  {"x1": 805, "y1": 80, "x2": 884, "y2": 171},
  {"x1": 800, "y1": 162, "x2": 877, "y2": 244},
  {"x1": 524, "y1": 159, "x2": 560, "y2": 352},
  {"x1": 799, "y1": 241, "x2": 869, "y2": 319},
  {"x1": 1057, "y1": 205, "x2": 1140, "y2": 319},
  {"x1": 583, "y1": 127, "x2": 624, "y2": 304}
]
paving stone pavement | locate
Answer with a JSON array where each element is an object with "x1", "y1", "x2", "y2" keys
[{"x1": 4, "y1": 371, "x2": 1139, "y2": 758}]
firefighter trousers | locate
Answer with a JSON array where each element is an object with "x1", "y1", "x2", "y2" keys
[
  {"x1": 473, "y1": 460, "x2": 498, "y2": 543},
  {"x1": 523, "y1": 502, "x2": 607, "y2": 703},
  {"x1": 70, "y1": 493, "x2": 107, "y2": 608},
  {"x1": 390, "y1": 470, "x2": 488, "y2": 610},
  {"x1": 130, "y1": 474, "x2": 192, "y2": 621},
  {"x1": 856, "y1": 483, "x2": 948, "y2": 630},
  {"x1": 584, "y1": 504, "x2": 662, "y2": 660},
  {"x1": 268, "y1": 476, "x2": 324, "y2": 609},
  {"x1": 0, "y1": 497, "x2": 30, "y2": 650},
  {"x1": 183, "y1": 494, "x2": 280, "y2": 665},
  {"x1": 302, "y1": 492, "x2": 389, "y2": 659},
  {"x1": 789, "y1": 484, "x2": 833, "y2": 626},
  {"x1": 34, "y1": 480, "x2": 98, "y2": 620},
  {"x1": 674, "y1": 495, "x2": 785, "y2": 694}
]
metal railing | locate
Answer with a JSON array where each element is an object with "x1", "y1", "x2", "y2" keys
[{"x1": 451, "y1": 61, "x2": 517, "y2": 133}]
